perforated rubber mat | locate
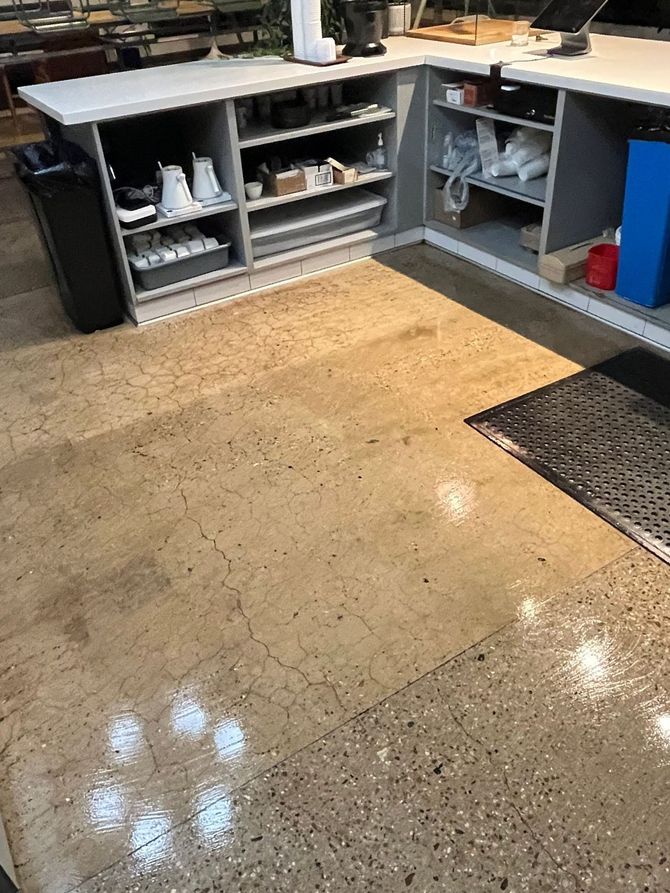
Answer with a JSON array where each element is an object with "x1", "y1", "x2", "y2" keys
[{"x1": 466, "y1": 348, "x2": 670, "y2": 564}]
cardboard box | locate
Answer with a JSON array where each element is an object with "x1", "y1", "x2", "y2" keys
[
  {"x1": 520, "y1": 222, "x2": 541, "y2": 253},
  {"x1": 443, "y1": 82, "x2": 465, "y2": 105},
  {"x1": 463, "y1": 79, "x2": 493, "y2": 107},
  {"x1": 433, "y1": 187, "x2": 509, "y2": 229},
  {"x1": 295, "y1": 159, "x2": 333, "y2": 189},
  {"x1": 539, "y1": 237, "x2": 605, "y2": 284},
  {"x1": 327, "y1": 157, "x2": 358, "y2": 184},
  {"x1": 257, "y1": 164, "x2": 306, "y2": 197}
]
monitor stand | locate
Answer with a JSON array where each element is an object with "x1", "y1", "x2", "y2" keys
[{"x1": 547, "y1": 23, "x2": 592, "y2": 56}]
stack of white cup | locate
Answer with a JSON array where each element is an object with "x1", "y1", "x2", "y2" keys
[{"x1": 290, "y1": 0, "x2": 336, "y2": 63}]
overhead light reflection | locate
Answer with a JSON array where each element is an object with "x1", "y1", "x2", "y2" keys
[
  {"x1": 87, "y1": 783, "x2": 125, "y2": 832},
  {"x1": 171, "y1": 691, "x2": 208, "y2": 739},
  {"x1": 655, "y1": 713, "x2": 670, "y2": 745},
  {"x1": 108, "y1": 713, "x2": 145, "y2": 764},
  {"x1": 435, "y1": 477, "x2": 475, "y2": 526},
  {"x1": 518, "y1": 597, "x2": 540, "y2": 623},
  {"x1": 575, "y1": 639, "x2": 609, "y2": 683},
  {"x1": 213, "y1": 718, "x2": 246, "y2": 763},
  {"x1": 130, "y1": 811, "x2": 172, "y2": 871},
  {"x1": 194, "y1": 785, "x2": 233, "y2": 846}
]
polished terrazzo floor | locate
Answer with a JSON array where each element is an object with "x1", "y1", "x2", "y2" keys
[
  {"x1": 77, "y1": 549, "x2": 670, "y2": 893},
  {"x1": 1, "y1": 175, "x2": 667, "y2": 892}
]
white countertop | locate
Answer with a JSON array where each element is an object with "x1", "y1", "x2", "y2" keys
[
  {"x1": 19, "y1": 33, "x2": 670, "y2": 125},
  {"x1": 502, "y1": 35, "x2": 670, "y2": 108}
]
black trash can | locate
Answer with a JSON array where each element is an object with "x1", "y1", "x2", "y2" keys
[{"x1": 13, "y1": 139, "x2": 124, "y2": 334}]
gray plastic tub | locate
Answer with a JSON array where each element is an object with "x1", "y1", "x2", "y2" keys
[
  {"x1": 131, "y1": 240, "x2": 231, "y2": 291},
  {"x1": 250, "y1": 190, "x2": 387, "y2": 259}
]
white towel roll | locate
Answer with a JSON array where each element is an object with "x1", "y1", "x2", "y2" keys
[
  {"x1": 518, "y1": 154, "x2": 550, "y2": 182},
  {"x1": 290, "y1": 0, "x2": 305, "y2": 58},
  {"x1": 301, "y1": 0, "x2": 323, "y2": 60}
]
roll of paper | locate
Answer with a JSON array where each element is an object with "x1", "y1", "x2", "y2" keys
[
  {"x1": 290, "y1": 0, "x2": 305, "y2": 59},
  {"x1": 301, "y1": 0, "x2": 322, "y2": 60},
  {"x1": 518, "y1": 154, "x2": 550, "y2": 182}
]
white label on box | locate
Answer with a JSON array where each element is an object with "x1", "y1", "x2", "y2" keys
[{"x1": 446, "y1": 88, "x2": 465, "y2": 105}]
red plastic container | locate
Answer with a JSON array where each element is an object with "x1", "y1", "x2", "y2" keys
[{"x1": 586, "y1": 243, "x2": 620, "y2": 291}]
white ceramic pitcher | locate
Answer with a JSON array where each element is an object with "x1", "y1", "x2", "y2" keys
[
  {"x1": 161, "y1": 165, "x2": 193, "y2": 210},
  {"x1": 191, "y1": 155, "x2": 223, "y2": 202}
]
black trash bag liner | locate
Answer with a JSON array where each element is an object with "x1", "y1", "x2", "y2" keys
[
  {"x1": 12, "y1": 138, "x2": 98, "y2": 197},
  {"x1": 10, "y1": 137, "x2": 124, "y2": 333}
]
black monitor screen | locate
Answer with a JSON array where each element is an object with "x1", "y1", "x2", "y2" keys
[
  {"x1": 597, "y1": 0, "x2": 670, "y2": 28},
  {"x1": 533, "y1": 0, "x2": 610, "y2": 33}
]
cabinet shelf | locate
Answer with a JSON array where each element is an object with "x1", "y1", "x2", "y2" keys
[
  {"x1": 121, "y1": 199, "x2": 238, "y2": 236},
  {"x1": 426, "y1": 217, "x2": 538, "y2": 273},
  {"x1": 246, "y1": 170, "x2": 393, "y2": 212},
  {"x1": 430, "y1": 164, "x2": 546, "y2": 207},
  {"x1": 134, "y1": 260, "x2": 248, "y2": 301},
  {"x1": 252, "y1": 224, "x2": 395, "y2": 270},
  {"x1": 433, "y1": 99, "x2": 555, "y2": 132},
  {"x1": 238, "y1": 110, "x2": 396, "y2": 149}
]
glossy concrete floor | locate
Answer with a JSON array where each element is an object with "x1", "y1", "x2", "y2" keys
[
  {"x1": 77, "y1": 549, "x2": 670, "y2": 893},
  {"x1": 1, "y1": 168, "x2": 667, "y2": 892}
]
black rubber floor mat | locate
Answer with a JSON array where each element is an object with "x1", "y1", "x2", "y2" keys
[{"x1": 466, "y1": 348, "x2": 670, "y2": 564}]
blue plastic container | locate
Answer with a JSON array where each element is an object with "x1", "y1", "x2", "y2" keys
[{"x1": 616, "y1": 139, "x2": 670, "y2": 308}]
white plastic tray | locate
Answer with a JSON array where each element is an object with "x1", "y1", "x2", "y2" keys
[{"x1": 250, "y1": 190, "x2": 387, "y2": 258}]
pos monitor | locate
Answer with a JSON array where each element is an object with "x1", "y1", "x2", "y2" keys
[{"x1": 532, "y1": 0, "x2": 610, "y2": 56}]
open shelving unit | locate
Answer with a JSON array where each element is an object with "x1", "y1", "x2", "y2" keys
[
  {"x1": 423, "y1": 66, "x2": 557, "y2": 283},
  {"x1": 58, "y1": 70, "x2": 406, "y2": 322},
  {"x1": 423, "y1": 69, "x2": 670, "y2": 349},
  {"x1": 238, "y1": 72, "x2": 399, "y2": 271},
  {"x1": 48, "y1": 60, "x2": 670, "y2": 346},
  {"x1": 79, "y1": 99, "x2": 252, "y2": 319}
]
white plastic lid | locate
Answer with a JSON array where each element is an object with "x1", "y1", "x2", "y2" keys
[{"x1": 250, "y1": 190, "x2": 387, "y2": 241}]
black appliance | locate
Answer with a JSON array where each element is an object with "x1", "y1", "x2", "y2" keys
[
  {"x1": 493, "y1": 83, "x2": 558, "y2": 126},
  {"x1": 342, "y1": 0, "x2": 388, "y2": 56},
  {"x1": 271, "y1": 99, "x2": 312, "y2": 129}
]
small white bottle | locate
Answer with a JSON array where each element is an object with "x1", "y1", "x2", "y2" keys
[{"x1": 366, "y1": 132, "x2": 387, "y2": 170}]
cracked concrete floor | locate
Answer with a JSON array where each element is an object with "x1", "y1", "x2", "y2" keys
[{"x1": 0, "y1": 238, "x2": 652, "y2": 893}]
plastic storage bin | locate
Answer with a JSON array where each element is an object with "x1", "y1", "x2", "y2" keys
[
  {"x1": 131, "y1": 240, "x2": 231, "y2": 291},
  {"x1": 616, "y1": 138, "x2": 670, "y2": 308},
  {"x1": 250, "y1": 190, "x2": 387, "y2": 258}
]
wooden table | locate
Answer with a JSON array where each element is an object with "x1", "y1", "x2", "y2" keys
[
  {"x1": 0, "y1": 2, "x2": 212, "y2": 129},
  {"x1": 0, "y1": 2, "x2": 211, "y2": 36}
]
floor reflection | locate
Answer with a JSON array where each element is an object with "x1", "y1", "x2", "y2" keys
[
  {"x1": 130, "y1": 812, "x2": 173, "y2": 871},
  {"x1": 107, "y1": 713, "x2": 145, "y2": 765},
  {"x1": 214, "y1": 718, "x2": 246, "y2": 763},
  {"x1": 194, "y1": 786, "x2": 233, "y2": 846},
  {"x1": 435, "y1": 476, "x2": 475, "y2": 526},
  {"x1": 171, "y1": 691, "x2": 209, "y2": 740},
  {"x1": 87, "y1": 783, "x2": 125, "y2": 834}
]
